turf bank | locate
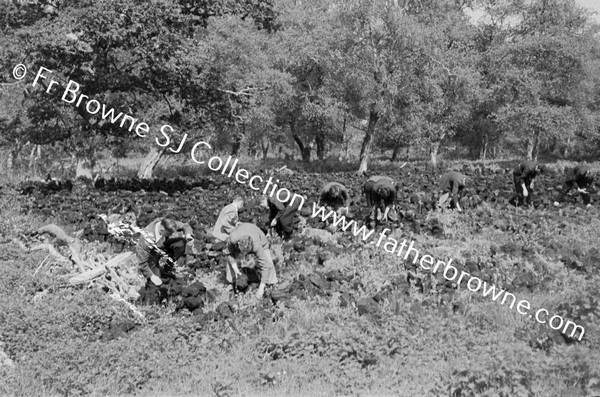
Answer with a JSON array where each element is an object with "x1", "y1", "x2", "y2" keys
[{"x1": 190, "y1": 141, "x2": 305, "y2": 210}]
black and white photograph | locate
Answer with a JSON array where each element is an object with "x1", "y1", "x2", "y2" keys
[{"x1": 1, "y1": 0, "x2": 600, "y2": 395}]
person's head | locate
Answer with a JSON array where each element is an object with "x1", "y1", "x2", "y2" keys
[
  {"x1": 329, "y1": 185, "x2": 341, "y2": 198},
  {"x1": 160, "y1": 217, "x2": 178, "y2": 237},
  {"x1": 233, "y1": 195, "x2": 244, "y2": 210},
  {"x1": 237, "y1": 235, "x2": 253, "y2": 255},
  {"x1": 376, "y1": 186, "x2": 391, "y2": 199}
]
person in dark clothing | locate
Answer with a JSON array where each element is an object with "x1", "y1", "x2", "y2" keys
[
  {"x1": 136, "y1": 216, "x2": 194, "y2": 303},
  {"x1": 554, "y1": 164, "x2": 596, "y2": 207},
  {"x1": 363, "y1": 176, "x2": 399, "y2": 222},
  {"x1": 510, "y1": 161, "x2": 540, "y2": 207},
  {"x1": 438, "y1": 171, "x2": 467, "y2": 211},
  {"x1": 262, "y1": 194, "x2": 302, "y2": 240},
  {"x1": 318, "y1": 182, "x2": 350, "y2": 215}
]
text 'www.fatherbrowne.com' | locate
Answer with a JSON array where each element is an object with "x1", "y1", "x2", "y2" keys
[{"x1": 310, "y1": 203, "x2": 585, "y2": 341}]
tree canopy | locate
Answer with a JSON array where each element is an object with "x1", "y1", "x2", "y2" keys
[{"x1": 1, "y1": 0, "x2": 600, "y2": 176}]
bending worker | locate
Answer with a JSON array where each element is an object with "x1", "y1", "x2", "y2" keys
[
  {"x1": 555, "y1": 164, "x2": 596, "y2": 207},
  {"x1": 262, "y1": 194, "x2": 301, "y2": 240},
  {"x1": 227, "y1": 222, "x2": 278, "y2": 299},
  {"x1": 363, "y1": 175, "x2": 399, "y2": 223},
  {"x1": 318, "y1": 181, "x2": 350, "y2": 215},
  {"x1": 137, "y1": 216, "x2": 194, "y2": 293},
  {"x1": 510, "y1": 160, "x2": 540, "y2": 207},
  {"x1": 438, "y1": 171, "x2": 467, "y2": 211}
]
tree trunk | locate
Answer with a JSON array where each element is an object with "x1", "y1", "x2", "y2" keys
[
  {"x1": 231, "y1": 127, "x2": 244, "y2": 157},
  {"x1": 338, "y1": 116, "x2": 350, "y2": 162},
  {"x1": 315, "y1": 126, "x2": 325, "y2": 160},
  {"x1": 290, "y1": 119, "x2": 311, "y2": 162},
  {"x1": 391, "y1": 143, "x2": 401, "y2": 162},
  {"x1": 75, "y1": 157, "x2": 94, "y2": 180},
  {"x1": 526, "y1": 138, "x2": 534, "y2": 161},
  {"x1": 430, "y1": 141, "x2": 440, "y2": 169},
  {"x1": 479, "y1": 133, "x2": 488, "y2": 160},
  {"x1": 137, "y1": 147, "x2": 164, "y2": 179},
  {"x1": 260, "y1": 137, "x2": 270, "y2": 159},
  {"x1": 292, "y1": 135, "x2": 311, "y2": 162},
  {"x1": 357, "y1": 107, "x2": 380, "y2": 174},
  {"x1": 29, "y1": 144, "x2": 41, "y2": 176},
  {"x1": 563, "y1": 137, "x2": 571, "y2": 158}
]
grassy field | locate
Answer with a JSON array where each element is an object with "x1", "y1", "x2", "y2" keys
[{"x1": 1, "y1": 160, "x2": 600, "y2": 397}]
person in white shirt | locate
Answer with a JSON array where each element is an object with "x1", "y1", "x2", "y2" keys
[
  {"x1": 213, "y1": 196, "x2": 245, "y2": 284},
  {"x1": 212, "y1": 196, "x2": 244, "y2": 242}
]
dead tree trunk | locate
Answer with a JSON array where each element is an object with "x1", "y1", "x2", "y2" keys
[{"x1": 137, "y1": 147, "x2": 164, "y2": 179}]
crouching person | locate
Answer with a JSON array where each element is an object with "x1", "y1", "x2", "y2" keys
[
  {"x1": 438, "y1": 171, "x2": 467, "y2": 211},
  {"x1": 319, "y1": 182, "x2": 351, "y2": 216},
  {"x1": 262, "y1": 194, "x2": 302, "y2": 240},
  {"x1": 555, "y1": 164, "x2": 597, "y2": 207},
  {"x1": 510, "y1": 161, "x2": 540, "y2": 207},
  {"x1": 363, "y1": 176, "x2": 399, "y2": 224},
  {"x1": 137, "y1": 216, "x2": 194, "y2": 304},
  {"x1": 226, "y1": 222, "x2": 278, "y2": 299}
]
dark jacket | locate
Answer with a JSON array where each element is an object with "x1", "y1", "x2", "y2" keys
[
  {"x1": 136, "y1": 218, "x2": 192, "y2": 279},
  {"x1": 514, "y1": 161, "x2": 539, "y2": 186},
  {"x1": 566, "y1": 164, "x2": 594, "y2": 189},
  {"x1": 268, "y1": 194, "x2": 301, "y2": 234},
  {"x1": 319, "y1": 182, "x2": 350, "y2": 208},
  {"x1": 363, "y1": 176, "x2": 398, "y2": 207},
  {"x1": 439, "y1": 172, "x2": 467, "y2": 196}
]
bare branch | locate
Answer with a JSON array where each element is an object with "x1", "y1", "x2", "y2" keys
[
  {"x1": 218, "y1": 87, "x2": 257, "y2": 96},
  {"x1": 426, "y1": 54, "x2": 458, "y2": 77}
]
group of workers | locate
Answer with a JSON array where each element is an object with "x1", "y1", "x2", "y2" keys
[{"x1": 136, "y1": 161, "x2": 597, "y2": 301}]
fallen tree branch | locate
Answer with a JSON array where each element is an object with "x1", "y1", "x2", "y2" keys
[
  {"x1": 37, "y1": 224, "x2": 76, "y2": 244},
  {"x1": 68, "y1": 252, "x2": 134, "y2": 285},
  {"x1": 26, "y1": 241, "x2": 70, "y2": 262},
  {"x1": 32, "y1": 254, "x2": 50, "y2": 279},
  {"x1": 69, "y1": 266, "x2": 106, "y2": 285}
]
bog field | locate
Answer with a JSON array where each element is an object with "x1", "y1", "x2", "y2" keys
[{"x1": 0, "y1": 160, "x2": 599, "y2": 397}]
